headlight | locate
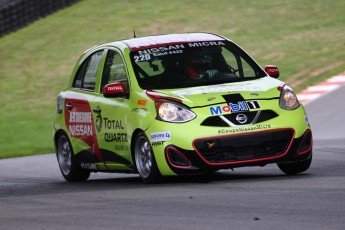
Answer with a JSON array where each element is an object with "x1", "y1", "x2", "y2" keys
[
  {"x1": 279, "y1": 85, "x2": 300, "y2": 110},
  {"x1": 155, "y1": 100, "x2": 196, "y2": 123}
]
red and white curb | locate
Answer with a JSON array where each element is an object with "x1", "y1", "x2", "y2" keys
[{"x1": 297, "y1": 72, "x2": 345, "y2": 105}]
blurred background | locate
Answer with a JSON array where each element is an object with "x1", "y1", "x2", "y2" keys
[{"x1": 0, "y1": 0, "x2": 344, "y2": 158}]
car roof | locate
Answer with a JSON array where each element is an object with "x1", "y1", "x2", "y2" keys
[{"x1": 120, "y1": 32, "x2": 225, "y2": 51}]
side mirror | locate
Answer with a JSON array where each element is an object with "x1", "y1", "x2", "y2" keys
[
  {"x1": 265, "y1": 65, "x2": 280, "y2": 78},
  {"x1": 103, "y1": 82, "x2": 128, "y2": 98}
]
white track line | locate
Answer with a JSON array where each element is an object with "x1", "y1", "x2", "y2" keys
[{"x1": 297, "y1": 72, "x2": 345, "y2": 104}]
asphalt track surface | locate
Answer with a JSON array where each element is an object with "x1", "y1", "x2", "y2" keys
[{"x1": 1, "y1": 85, "x2": 345, "y2": 230}]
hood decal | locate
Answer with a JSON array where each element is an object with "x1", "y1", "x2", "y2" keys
[
  {"x1": 173, "y1": 84, "x2": 264, "y2": 96},
  {"x1": 171, "y1": 78, "x2": 283, "y2": 96}
]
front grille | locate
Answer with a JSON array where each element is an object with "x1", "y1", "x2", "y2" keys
[
  {"x1": 200, "y1": 116, "x2": 228, "y2": 127},
  {"x1": 201, "y1": 110, "x2": 278, "y2": 127},
  {"x1": 255, "y1": 110, "x2": 278, "y2": 123},
  {"x1": 193, "y1": 129, "x2": 294, "y2": 163}
]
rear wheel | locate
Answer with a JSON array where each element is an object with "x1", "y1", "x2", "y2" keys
[
  {"x1": 277, "y1": 154, "x2": 312, "y2": 175},
  {"x1": 56, "y1": 133, "x2": 90, "y2": 182},
  {"x1": 134, "y1": 132, "x2": 161, "y2": 183}
]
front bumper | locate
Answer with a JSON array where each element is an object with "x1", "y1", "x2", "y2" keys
[{"x1": 164, "y1": 129, "x2": 312, "y2": 175}]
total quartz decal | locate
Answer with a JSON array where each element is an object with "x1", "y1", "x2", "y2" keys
[{"x1": 94, "y1": 111, "x2": 127, "y2": 143}]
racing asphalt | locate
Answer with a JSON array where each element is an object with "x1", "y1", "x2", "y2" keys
[
  {"x1": 0, "y1": 84, "x2": 345, "y2": 230},
  {"x1": 305, "y1": 83, "x2": 345, "y2": 140}
]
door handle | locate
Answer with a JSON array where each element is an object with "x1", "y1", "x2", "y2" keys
[
  {"x1": 66, "y1": 103, "x2": 73, "y2": 110},
  {"x1": 93, "y1": 107, "x2": 101, "y2": 113}
]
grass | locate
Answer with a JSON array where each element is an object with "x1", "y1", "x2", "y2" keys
[{"x1": 0, "y1": 0, "x2": 344, "y2": 158}]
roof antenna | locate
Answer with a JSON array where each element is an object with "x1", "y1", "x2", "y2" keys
[{"x1": 133, "y1": 30, "x2": 136, "y2": 38}]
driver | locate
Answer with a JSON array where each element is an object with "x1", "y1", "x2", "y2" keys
[{"x1": 187, "y1": 53, "x2": 218, "y2": 79}]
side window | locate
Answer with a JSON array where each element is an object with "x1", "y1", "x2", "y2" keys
[
  {"x1": 73, "y1": 50, "x2": 103, "y2": 90},
  {"x1": 221, "y1": 47, "x2": 256, "y2": 78},
  {"x1": 221, "y1": 47, "x2": 240, "y2": 77},
  {"x1": 101, "y1": 50, "x2": 129, "y2": 92},
  {"x1": 241, "y1": 56, "x2": 256, "y2": 77},
  {"x1": 135, "y1": 59, "x2": 164, "y2": 78}
]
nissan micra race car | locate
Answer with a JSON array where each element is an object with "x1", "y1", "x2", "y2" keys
[{"x1": 54, "y1": 32, "x2": 312, "y2": 183}]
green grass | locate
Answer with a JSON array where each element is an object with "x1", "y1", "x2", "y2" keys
[{"x1": 0, "y1": 0, "x2": 344, "y2": 158}]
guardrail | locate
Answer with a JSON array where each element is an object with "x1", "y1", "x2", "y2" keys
[{"x1": 0, "y1": 0, "x2": 80, "y2": 37}]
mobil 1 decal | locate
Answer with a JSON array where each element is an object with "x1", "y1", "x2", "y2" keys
[
  {"x1": 64, "y1": 93, "x2": 105, "y2": 163},
  {"x1": 209, "y1": 93, "x2": 260, "y2": 115}
]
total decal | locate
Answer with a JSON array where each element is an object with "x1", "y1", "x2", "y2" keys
[
  {"x1": 210, "y1": 100, "x2": 260, "y2": 115},
  {"x1": 94, "y1": 111, "x2": 128, "y2": 143},
  {"x1": 64, "y1": 94, "x2": 105, "y2": 163}
]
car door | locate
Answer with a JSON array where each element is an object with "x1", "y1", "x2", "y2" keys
[
  {"x1": 64, "y1": 49, "x2": 106, "y2": 166},
  {"x1": 93, "y1": 48, "x2": 133, "y2": 171}
]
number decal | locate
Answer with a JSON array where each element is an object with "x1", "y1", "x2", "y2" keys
[
  {"x1": 134, "y1": 54, "x2": 151, "y2": 62},
  {"x1": 247, "y1": 101, "x2": 260, "y2": 109}
]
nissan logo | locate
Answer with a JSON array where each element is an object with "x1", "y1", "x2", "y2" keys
[{"x1": 236, "y1": 114, "x2": 248, "y2": 124}]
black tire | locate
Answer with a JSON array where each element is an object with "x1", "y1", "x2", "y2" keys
[
  {"x1": 277, "y1": 154, "x2": 312, "y2": 175},
  {"x1": 134, "y1": 132, "x2": 162, "y2": 183},
  {"x1": 56, "y1": 133, "x2": 90, "y2": 182}
]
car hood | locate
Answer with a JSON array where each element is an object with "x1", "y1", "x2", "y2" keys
[{"x1": 152, "y1": 77, "x2": 284, "y2": 107}]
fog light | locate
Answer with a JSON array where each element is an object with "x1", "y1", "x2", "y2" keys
[
  {"x1": 166, "y1": 147, "x2": 191, "y2": 168},
  {"x1": 297, "y1": 130, "x2": 312, "y2": 155}
]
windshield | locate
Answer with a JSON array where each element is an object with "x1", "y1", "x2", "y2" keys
[{"x1": 130, "y1": 40, "x2": 266, "y2": 90}]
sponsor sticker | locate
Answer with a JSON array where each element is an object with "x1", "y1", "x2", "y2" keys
[
  {"x1": 68, "y1": 112, "x2": 93, "y2": 137},
  {"x1": 131, "y1": 108, "x2": 148, "y2": 113},
  {"x1": 210, "y1": 100, "x2": 260, "y2": 115},
  {"x1": 80, "y1": 163, "x2": 97, "y2": 170},
  {"x1": 115, "y1": 145, "x2": 129, "y2": 151},
  {"x1": 137, "y1": 99, "x2": 147, "y2": 106},
  {"x1": 64, "y1": 93, "x2": 104, "y2": 164},
  {"x1": 150, "y1": 131, "x2": 171, "y2": 142},
  {"x1": 138, "y1": 44, "x2": 185, "y2": 55},
  {"x1": 135, "y1": 41, "x2": 225, "y2": 59},
  {"x1": 104, "y1": 133, "x2": 128, "y2": 143},
  {"x1": 152, "y1": 141, "x2": 165, "y2": 147},
  {"x1": 218, "y1": 124, "x2": 271, "y2": 134},
  {"x1": 94, "y1": 110, "x2": 125, "y2": 133}
]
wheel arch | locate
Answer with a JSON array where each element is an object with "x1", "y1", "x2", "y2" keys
[
  {"x1": 130, "y1": 128, "x2": 146, "y2": 164},
  {"x1": 54, "y1": 129, "x2": 73, "y2": 156}
]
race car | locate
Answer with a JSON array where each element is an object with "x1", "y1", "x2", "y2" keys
[{"x1": 53, "y1": 32, "x2": 312, "y2": 183}]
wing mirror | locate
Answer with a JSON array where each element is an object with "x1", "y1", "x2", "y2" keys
[
  {"x1": 103, "y1": 82, "x2": 128, "y2": 98},
  {"x1": 265, "y1": 65, "x2": 280, "y2": 78}
]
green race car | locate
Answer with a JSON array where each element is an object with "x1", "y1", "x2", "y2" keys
[{"x1": 54, "y1": 32, "x2": 312, "y2": 183}]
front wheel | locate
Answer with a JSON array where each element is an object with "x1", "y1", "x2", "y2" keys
[
  {"x1": 134, "y1": 132, "x2": 161, "y2": 183},
  {"x1": 56, "y1": 133, "x2": 90, "y2": 182},
  {"x1": 277, "y1": 154, "x2": 312, "y2": 175}
]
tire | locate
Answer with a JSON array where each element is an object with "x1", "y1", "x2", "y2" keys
[
  {"x1": 56, "y1": 133, "x2": 90, "y2": 182},
  {"x1": 134, "y1": 132, "x2": 162, "y2": 183},
  {"x1": 277, "y1": 154, "x2": 312, "y2": 175}
]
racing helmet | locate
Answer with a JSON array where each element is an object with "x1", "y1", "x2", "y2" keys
[{"x1": 187, "y1": 53, "x2": 213, "y2": 78}]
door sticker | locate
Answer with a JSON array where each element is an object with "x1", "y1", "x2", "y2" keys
[{"x1": 64, "y1": 93, "x2": 105, "y2": 164}]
